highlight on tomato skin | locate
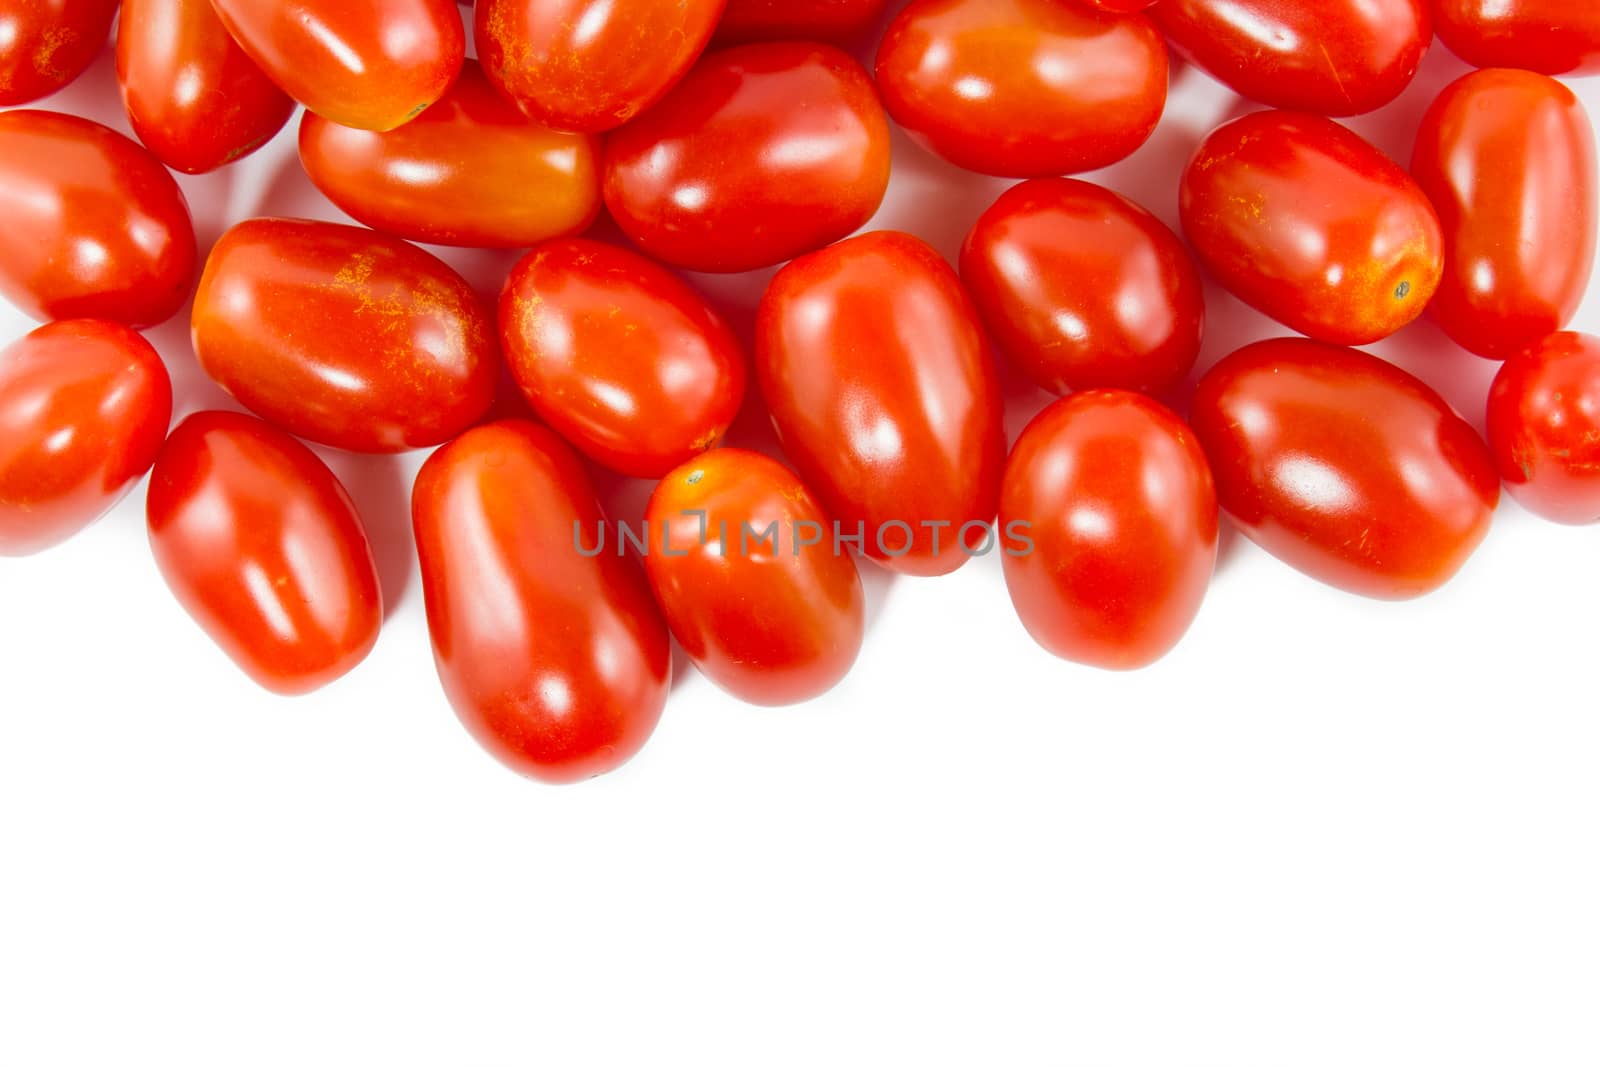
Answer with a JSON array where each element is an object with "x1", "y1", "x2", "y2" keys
[
  {"x1": 1433, "y1": 0, "x2": 1600, "y2": 77},
  {"x1": 1486, "y1": 332, "x2": 1600, "y2": 526},
  {"x1": 0, "y1": 0, "x2": 118, "y2": 106}
]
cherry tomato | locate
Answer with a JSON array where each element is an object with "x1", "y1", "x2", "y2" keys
[
  {"x1": 115, "y1": 0, "x2": 294, "y2": 174},
  {"x1": 298, "y1": 61, "x2": 599, "y2": 250},
  {"x1": 1151, "y1": 0, "x2": 1429, "y2": 116},
  {"x1": 146, "y1": 411, "x2": 382, "y2": 695},
  {"x1": 0, "y1": 109, "x2": 196, "y2": 328},
  {"x1": 0, "y1": 0, "x2": 117, "y2": 105},
  {"x1": 412, "y1": 420, "x2": 671, "y2": 783},
  {"x1": 756, "y1": 231, "x2": 1005, "y2": 577},
  {"x1": 498, "y1": 238, "x2": 746, "y2": 479},
  {"x1": 1190, "y1": 338, "x2": 1499, "y2": 600},
  {"x1": 191, "y1": 219, "x2": 498, "y2": 454},
  {"x1": 714, "y1": 0, "x2": 889, "y2": 43},
  {"x1": 960, "y1": 178, "x2": 1203, "y2": 395},
  {"x1": 1434, "y1": 0, "x2": 1600, "y2": 77},
  {"x1": 210, "y1": 0, "x2": 464, "y2": 131},
  {"x1": 1486, "y1": 332, "x2": 1600, "y2": 525},
  {"x1": 603, "y1": 42, "x2": 891, "y2": 273},
  {"x1": 0, "y1": 320, "x2": 171, "y2": 556},
  {"x1": 1411, "y1": 69, "x2": 1597, "y2": 361},
  {"x1": 1000, "y1": 391, "x2": 1217, "y2": 670},
  {"x1": 644, "y1": 449, "x2": 865, "y2": 706},
  {"x1": 875, "y1": 0, "x2": 1166, "y2": 178},
  {"x1": 1180, "y1": 111, "x2": 1442, "y2": 346},
  {"x1": 475, "y1": 0, "x2": 726, "y2": 133}
]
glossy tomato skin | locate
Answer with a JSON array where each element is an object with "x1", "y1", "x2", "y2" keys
[
  {"x1": 298, "y1": 61, "x2": 600, "y2": 249},
  {"x1": 0, "y1": 110, "x2": 196, "y2": 328},
  {"x1": 412, "y1": 420, "x2": 671, "y2": 783},
  {"x1": 116, "y1": 0, "x2": 294, "y2": 174},
  {"x1": 146, "y1": 411, "x2": 382, "y2": 695},
  {"x1": 961, "y1": 178, "x2": 1203, "y2": 395},
  {"x1": 499, "y1": 239, "x2": 746, "y2": 479},
  {"x1": 1411, "y1": 69, "x2": 1597, "y2": 361},
  {"x1": 1000, "y1": 391, "x2": 1217, "y2": 670},
  {"x1": 603, "y1": 42, "x2": 891, "y2": 273},
  {"x1": 1076, "y1": 0, "x2": 1155, "y2": 9},
  {"x1": 0, "y1": 320, "x2": 171, "y2": 556},
  {"x1": 1191, "y1": 339, "x2": 1500, "y2": 600},
  {"x1": 1486, "y1": 333, "x2": 1600, "y2": 525},
  {"x1": 210, "y1": 0, "x2": 464, "y2": 131},
  {"x1": 714, "y1": 0, "x2": 889, "y2": 43},
  {"x1": 875, "y1": 0, "x2": 1167, "y2": 178},
  {"x1": 191, "y1": 219, "x2": 498, "y2": 454},
  {"x1": 645, "y1": 449, "x2": 865, "y2": 706},
  {"x1": 757, "y1": 231, "x2": 1005, "y2": 577},
  {"x1": 1152, "y1": 0, "x2": 1429, "y2": 116},
  {"x1": 475, "y1": 0, "x2": 726, "y2": 132},
  {"x1": 1181, "y1": 111, "x2": 1442, "y2": 346},
  {"x1": 0, "y1": 0, "x2": 117, "y2": 105},
  {"x1": 1435, "y1": 0, "x2": 1600, "y2": 77}
]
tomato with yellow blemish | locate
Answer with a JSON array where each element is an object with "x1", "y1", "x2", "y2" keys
[{"x1": 0, "y1": 0, "x2": 117, "y2": 105}]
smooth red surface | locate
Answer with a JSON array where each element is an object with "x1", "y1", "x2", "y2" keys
[
  {"x1": 603, "y1": 42, "x2": 891, "y2": 273},
  {"x1": 412, "y1": 420, "x2": 671, "y2": 783},
  {"x1": 756, "y1": 231, "x2": 1005, "y2": 577},
  {"x1": 1435, "y1": 0, "x2": 1600, "y2": 77},
  {"x1": 0, "y1": 320, "x2": 171, "y2": 556},
  {"x1": 1487, "y1": 332, "x2": 1600, "y2": 525},
  {"x1": 714, "y1": 0, "x2": 889, "y2": 43},
  {"x1": 0, "y1": 109, "x2": 196, "y2": 328},
  {"x1": 0, "y1": 0, "x2": 117, "y2": 105},
  {"x1": 1411, "y1": 69, "x2": 1597, "y2": 360},
  {"x1": 961, "y1": 178, "x2": 1203, "y2": 395},
  {"x1": 1180, "y1": 110, "x2": 1442, "y2": 346},
  {"x1": 191, "y1": 218, "x2": 498, "y2": 454},
  {"x1": 1191, "y1": 338, "x2": 1500, "y2": 600},
  {"x1": 1000, "y1": 391, "x2": 1217, "y2": 670},
  {"x1": 645, "y1": 449, "x2": 865, "y2": 706},
  {"x1": 146, "y1": 411, "x2": 382, "y2": 695},
  {"x1": 499, "y1": 238, "x2": 746, "y2": 479},
  {"x1": 1075, "y1": 0, "x2": 1155, "y2": 9}
]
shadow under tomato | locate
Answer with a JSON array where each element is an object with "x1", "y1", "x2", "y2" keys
[{"x1": 316, "y1": 449, "x2": 416, "y2": 621}]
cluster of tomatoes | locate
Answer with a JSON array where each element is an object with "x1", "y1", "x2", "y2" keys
[{"x1": 1, "y1": 0, "x2": 1597, "y2": 783}]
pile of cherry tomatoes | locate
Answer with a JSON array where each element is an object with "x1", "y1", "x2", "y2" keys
[{"x1": 1, "y1": 0, "x2": 1597, "y2": 783}]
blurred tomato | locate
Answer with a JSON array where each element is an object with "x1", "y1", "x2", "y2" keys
[
  {"x1": 1487, "y1": 332, "x2": 1600, "y2": 525},
  {"x1": 714, "y1": 0, "x2": 888, "y2": 43},
  {"x1": 1434, "y1": 0, "x2": 1600, "y2": 77},
  {"x1": 1075, "y1": 0, "x2": 1154, "y2": 9},
  {"x1": 0, "y1": 0, "x2": 117, "y2": 105}
]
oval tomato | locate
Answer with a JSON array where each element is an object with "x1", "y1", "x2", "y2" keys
[
  {"x1": 191, "y1": 219, "x2": 498, "y2": 454},
  {"x1": 0, "y1": 320, "x2": 171, "y2": 556},
  {"x1": 412, "y1": 420, "x2": 671, "y2": 783},
  {"x1": 603, "y1": 42, "x2": 891, "y2": 273},
  {"x1": 1000, "y1": 391, "x2": 1217, "y2": 670},
  {"x1": 0, "y1": 110, "x2": 196, "y2": 328},
  {"x1": 1181, "y1": 111, "x2": 1442, "y2": 346},
  {"x1": 0, "y1": 0, "x2": 117, "y2": 105},
  {"x1": 1487, "y1": 332, "x2": 1600, "y2": 525},
  {"x1": 499, "y1": 238, "x2": 746, "y2": 479},
  {"x1": 1411, "y1": 69, "x2": 1597, "y2": 360},
  {"x1": 714, "y1": 0, "x2": 889, "y2": 43},
  {"x1": 146, "y1": 411, "x2": 382, "y2": 695},
  {"x1": 1190, "y1": 338, "x2": 1500, "y2": 600},
  {"x1": 875, "y1": 0, "x2": 1167, "y2": 178},
  {"x1": 1435, "y1": 0, "x2": 1600, "y2": 77},
  {"x1": 756, "y1": 231, "x2": 1005, "y2": 578},
  {"x1": 645, "y1": 449, "x2": 865, "y2": 706},
  {"x1": 960, "y1": 178, "x2": 1203, "y2": 395}
]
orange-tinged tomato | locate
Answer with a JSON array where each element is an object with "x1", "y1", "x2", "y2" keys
[
  {"x1": 1486, "y1": 332, "x2": 1600, "y2": 526},
  {"x1": 714, "y1": 0, "x2": 889, "y2": 43},
  {"x1": 0, "y1": 0, "x2": 117, "y2": 105}
]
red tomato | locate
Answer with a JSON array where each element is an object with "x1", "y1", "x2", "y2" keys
[
  {"x1": 756, "y1": 231, "x2": 1005, "y2": 578},
  {"x1": 960, "y1": 178, "x2": 1204, "y2": 395},
  {"x1": 412, "y1": 420, "x2": 671, "y2": 783},
  {"x1": 115, "y1": 0, "x2": 294, "y2": 174},
  {"x1": 298, "y1": 61, "x2": 600, "y2": 249},
  {"x1": 1486, "y1": 332, "x2": 1600, "y2": 525},
  {"x1": 191, "y1": 219, "x2": 498, "y2": 454},
  {"x1": 714, "y1": 0, "x2": 889, "y2": 43},
  {"x1": 0, "y1": 320, "x2": 171, "y2": 556},
  {"x1": 1151, "y1": 0, "x2": 1429, "y2": 116},
  {"x1": 1411, "y1": 69, "x2": 1597, "y2": 360},
  {"x1": 210, "y1": 0, "x2": 464, "y2": 131},
  {"x1": 1190, "y1": 338, "x2": 1500, "y2": 600},
  {"x1": 498, "y1": 238, "x2": 746, "y2": 479},
  {"x1": 1075, "y1": 0, "x2": 1154, "y2": 9},
  {"x1": 603, "y1": 42, "x2": 891, "y2": 273},
  {"x1": 1000, "y1": 391, "x2": 1217, "y2": 670},
  {"x1": 475, "y1": 0, "x2": 726, "y2": 132},
  {"x1": 0, "y1": 110, "x2": 196, "y2": 328},
  {"x1": 875, "y1": 0, "x2": 1167, "y2": 178},
  {"x1": 1180, "y1": 111, "x2": 1442, "y2": 346},
  {"x1": 0, "y1": 0, "x2": 117, "y2": 105},
  {"x1": 146, "y1": 411, "x2": 382, "y2": 695},
  {"x1": 644, "y1": 449, "x2": 865, "y2": 705},
  {"x1": 1435, "y1": 0, "x2": 1600, "y2": 77}
]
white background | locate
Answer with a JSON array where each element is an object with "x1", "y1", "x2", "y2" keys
[{"x1": 3, "y1": 7, "x2": 1598, "y2": 1065}]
